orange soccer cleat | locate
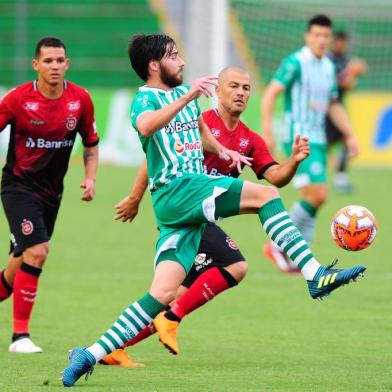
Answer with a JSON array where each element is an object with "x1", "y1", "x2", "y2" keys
[
  {"x1": 153, "y1": 312, "x2": 180, "y2": 355},
  {"x1": 263, "y1": 241, "x2": 300, "y2": 274},
  {"x1": 98, "y1": 348, "x2": 144, "y2": 368}
]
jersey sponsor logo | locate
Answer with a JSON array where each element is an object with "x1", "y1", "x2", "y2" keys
[
  {"x1": 239, "y1": 138, "x2": 250, "y2": 148},
  {"x1": 165, "y1": 119, "x2": 198, "y2": 133},
  {"x1": 211, "y1": 128, "x2": 221, "y2": 137},
  {"x1": 67, "y1": 101, "x2": 81, "y2": 111},
  {"x1": 21, "y1": 219, "x2": 34, "y2": 235},
  {"x1": 24, "y1": 102, "x2": 39, "y2": 111},
  {"x1": 25, "y1": 137, "x2": 74, "y2": 149},
  {"x1": 174, "y1": 140, "x2": 201, "y2": 154},
  {"x1": 66, "y1": 115, "x2": 77, "y2": 131},
  {"x1": 226, "y1": 237, "x2": 239, "y2": 250}
]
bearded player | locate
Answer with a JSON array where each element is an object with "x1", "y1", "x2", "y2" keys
[{"x1": 99, "y1": 66, "x2": 313, "y2": 366}]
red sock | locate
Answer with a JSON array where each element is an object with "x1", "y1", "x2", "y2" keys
[
  {"x1": 169, "y1": 267, "x2": 237, "y2": 320},
  {"x1": 0, "y1": 269, "x2": 13, "y2": 302},
  {"x1": 13, "y1": 263, "x2": 42, "y2": 334},
  {"x1": 123, "y1": 323, "x2": 156, "y2": 348}
]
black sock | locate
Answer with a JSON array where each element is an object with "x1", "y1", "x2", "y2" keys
[{"x1": 12, "y1": 332, "x2": 30, "y2": 342}]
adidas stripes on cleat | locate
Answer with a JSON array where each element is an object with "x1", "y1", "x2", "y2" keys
[{"x1": 307, "y1": 259, "x2": 366, "y2": 300}]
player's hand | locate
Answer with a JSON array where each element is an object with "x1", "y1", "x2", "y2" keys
[
  {"x1": 114, "y1": 196, "x2": 140, "y2": 222},
  {"x1": 186, "y1": 76, "x2": 218, "y2": 101},
  {"x1": 80, "y1": 178, "x2": 95, "y2": 201},
  {"x1": 291, "y1": 135, "x2": 310, "y2": 163},
  {"x1": 219, "y1": 148, "x2": 253, "y2": 174},
  {"x1": 345, "y1": 134, "x2": 360, "y2": 158}
]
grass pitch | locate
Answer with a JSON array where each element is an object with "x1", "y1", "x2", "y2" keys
[{"x1": 0, "y1": 164, "x2": 391, "y2": 392}]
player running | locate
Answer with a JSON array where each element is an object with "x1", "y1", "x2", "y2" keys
[
  {"x1": 99, "y1": 65, "x2": 311, "y2": 365},
  {"x1": 62, "y1": 34, "x2": 365, "y2": 387},
  {"x1": 0, "y1": 37, "x2": 99, "y2": 353},
  {"x1": 262, "y1": 15, "x2": 360, "y2": 271}
]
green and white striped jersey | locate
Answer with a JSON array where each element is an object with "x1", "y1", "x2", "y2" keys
[
  {"x1": 131, "y1": 84, "x2": 203, "y2": 191},
  {"x1": 274, "y1": 46, "x2": 338, "y2": 145}
]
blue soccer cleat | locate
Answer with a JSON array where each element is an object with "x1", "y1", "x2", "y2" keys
[
  {"x1": 61, "y1": 347, "x2": 95, "y2": 387},
  {"x1": 307, "y1": 259, "x2": 366, "y2": 300}
]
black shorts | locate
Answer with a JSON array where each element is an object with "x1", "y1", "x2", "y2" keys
[
  {"x1": 326, "y1": 115, "x2": 344, "y2": 145},
  {"x1": 1, "y1": 189, "x2": 60, "y2": 256},
  {"x1": 182, "y1": 222, "x2": 245, "y2": 288}
]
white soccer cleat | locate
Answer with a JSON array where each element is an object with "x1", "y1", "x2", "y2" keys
[{"x1": 9, "y1": 337, "x2": 43, "y2": 353}]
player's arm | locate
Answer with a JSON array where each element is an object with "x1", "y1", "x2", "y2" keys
[
  {"x1": 261, "y1": 81, "x2": 285, "y2": 152},
  {"x1": 328, "y1": 100, "x2": 359, "y2": 158},
  {"x1": 199, "y1": 116, "x2": 252, "y2": 173},
  {"x1": 114, "y1": 160, "x2": 148, "y2": 222},
  {"x1": 136, "y1": 77, "x2": 218, "y2": 137},
  {"x1": 0, "y1": 88, "x2": 16, "y2": 131},
  {"x1": 263, "y1": 135, "x2": 310, "y2": 188},
  {"x1": 80, "y1": 145, "x2": 98, "y2": 201}
]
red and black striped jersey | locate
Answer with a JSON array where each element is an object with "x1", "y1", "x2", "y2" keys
[
  {"x1": 0, "y1": 80, "x2": 99, "y2": 203},
  {"x1": 202, "y1": 109, "x2": 277, "y2": 178}
]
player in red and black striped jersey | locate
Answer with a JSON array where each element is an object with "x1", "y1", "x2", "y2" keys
[
  {"x1": 0, "y1": 37, "x2": 99, "y2": 353},
  {"x1": 99, "y1": 66, "x2": 309, "y2": 366}
]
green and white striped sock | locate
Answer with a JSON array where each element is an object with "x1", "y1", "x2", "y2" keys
[
  {"x1": 87, "y1": 292, "x2": 163, "y2": 362},
  {"x1": 259, "y1": 198, "x2": 321, "y2": 280}
]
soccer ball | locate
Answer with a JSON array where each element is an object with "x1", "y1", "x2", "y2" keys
[{"x1": 331, "y1": 205, "x2": 377, "y2": 251}]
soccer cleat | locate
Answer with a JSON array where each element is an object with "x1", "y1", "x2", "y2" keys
[
  {"x1": 153, "y1": 312, "x2": 180, "y2": 355},
  {"x1": 9, "y1": 337, "x2": 43, "y2": 353},
  {"x1": 307, "y1": 259, "x2": 366, "y2": 300},
  {"x1": 99, "y1": 348, "x2": 145, "y2": 368},
  {"x1": 61, "y1": 347, "x2": 95, "y2": 387},
  {"x1": 263, "y1": 241, "x2": 300, "y2": 274}
]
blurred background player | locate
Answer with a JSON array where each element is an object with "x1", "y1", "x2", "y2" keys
[
  {"x1": 262, "y1": 15, "x2": 360, "y2": 272},
  {"x1": 326, "y1": 31, "x2": 368, "y2": 192},
  {"x1": 0, "y1": 37, "x2": 99, "y2": 353},
  {"x1": 99, "y1": 65, "x2": 311, "y2": 364},
  {"x1": 61, "y1": 34, "x2": 365, "y2": 387}
]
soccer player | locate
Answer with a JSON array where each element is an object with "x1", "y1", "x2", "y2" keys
[
  {"x1": 262, "y1": 15, "x2": 360, "y2": 271},
  {"x1": 326, "y1": 31, "x2": 367, "y2": 192},
  {"x1": 99, "y1": 65, "x2": 311, "y2": 365},
  {"x1": 0, "y1": 37, "x2": 99, "y2": 353},
  {"x1": 62, "y1": 34, "x2": 365, "y2": 387}
]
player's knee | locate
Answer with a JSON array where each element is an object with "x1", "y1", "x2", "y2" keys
[
  {"x1": 225, "y1": 261, "x2": 248, "y2": 282},
  {"x1": 24, "y1": 243, "x2": 49, "y2": 267},
  {"x1": 151, "y1": 288, "x2": 177, "y2": 306},
  {"x1": 242, "y1": 183, "x2": 280, "y2": 210}
]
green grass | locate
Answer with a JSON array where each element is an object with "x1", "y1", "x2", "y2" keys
[{"x1": 0, "y1": 164, "x2": 391, "y2": 392}]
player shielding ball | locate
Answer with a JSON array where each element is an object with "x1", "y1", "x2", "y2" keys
[
  {"x1": 0, "y1": 37, "x2": 99, "y2": 353},
  {"x1": 61, "y1": 34, "x2": 365, "y2": 387}
]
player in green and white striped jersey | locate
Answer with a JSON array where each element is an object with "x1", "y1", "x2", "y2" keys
[
  {"x1": 62, "y1": 34, "x2": 366, "y2": 387},
  {"x1": 262, "y1": 14, "x2": 360, "y2": 272}
]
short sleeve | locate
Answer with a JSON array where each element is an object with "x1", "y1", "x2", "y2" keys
[
  {"x1": 273, "y1": 56, "x2": 300, "y2": 89},
  {"x1": 250, "y1": 132, "x2": 278, "y2": 179},
  {"x1": 130, "y1": 91, "x2": 159, "y2": 131},
  {"x1": 0, "y1": 88, "x2": 16, "y2": 131},
  {"x1": 78, "y1": 91, "x2": 99, "y2": 147}
]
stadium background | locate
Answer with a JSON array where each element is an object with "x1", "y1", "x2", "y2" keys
[
  {"x1": 1, "y1": 0, "x2": 392, "y2": 165},
  {"x1": 0, "y1": 1, "x2": 391, "y2": 391}
]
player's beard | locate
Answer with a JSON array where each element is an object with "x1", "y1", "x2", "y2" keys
[{"x1": 160, "y1": 63, "x2": 183, "y2": 88}]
